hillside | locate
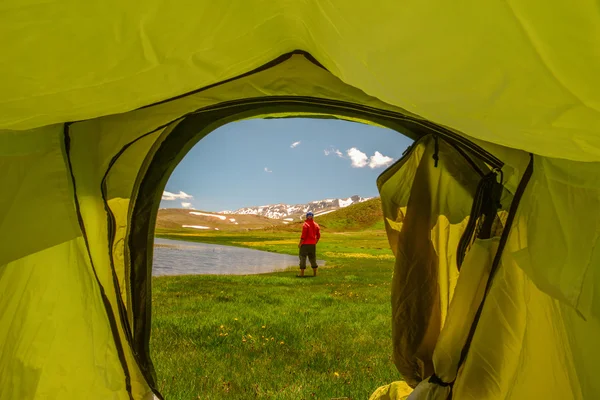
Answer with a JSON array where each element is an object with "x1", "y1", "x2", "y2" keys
[
  {"x1": 155, "y1": 208, "x2": 287, "y2": 232},
  {"x1": 262, "y1": 197, "x2": 384, "y2": 233},
  {"x1": 315, "y1": 197, "x2": 384, "y2": 231},
  {"x1": 155, "y1": 198, "x2": 384, "y2": 234}
]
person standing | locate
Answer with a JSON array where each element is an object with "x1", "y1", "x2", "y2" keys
[{"x1": 298, "y1": 211, "x2": 321, "y2": 277}]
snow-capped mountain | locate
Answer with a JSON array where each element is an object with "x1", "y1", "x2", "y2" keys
[{"x1": 220, "y1": 195, "x2": 373, "y2": 220}]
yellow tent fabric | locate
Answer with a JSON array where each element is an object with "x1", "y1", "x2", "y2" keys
[
  {"x1": 1, "y1": 2, "x2": 600, "y2": 399},
  {"x1": 377, "y1": 135, "x2": 491, "y2": 386},
  {"x1": 2, "y1": 1, "x2": 600, "y2": 163},
  {"x1": 369, "y1": 381, "x2": 414, "y2": 400}
]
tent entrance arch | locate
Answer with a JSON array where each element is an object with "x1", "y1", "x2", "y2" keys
[{"x1": 90, "y1": 95, "x2": 505, "y2": 396}]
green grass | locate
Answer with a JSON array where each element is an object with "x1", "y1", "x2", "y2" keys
[
  {"x1": 151, "y1": 225, "x2": 400, "y2": 399},
  {"x1": 156, "y1": 221, "x2": 392, "y2": 257}
]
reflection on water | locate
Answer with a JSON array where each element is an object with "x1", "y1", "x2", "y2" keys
[{"x1": 152, "y1": 238, "x2": 325, "y2": 276}]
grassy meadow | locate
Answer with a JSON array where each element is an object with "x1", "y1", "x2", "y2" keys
[{"x1": 151, "y1": 200, "x2": 402, "y2": 399}]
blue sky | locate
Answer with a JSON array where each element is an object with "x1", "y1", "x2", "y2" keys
[{"x1": 160, "y1": 118, "x2": 413, "y2": 212}]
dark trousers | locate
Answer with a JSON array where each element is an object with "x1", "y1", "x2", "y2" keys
[{"x1": 299, "y1": 244, "x2": 318, "y2": 269}]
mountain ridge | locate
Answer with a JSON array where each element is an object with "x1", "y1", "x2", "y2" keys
[{"x1": 219, "y1": 195, "x2": 373, "y2": 220}]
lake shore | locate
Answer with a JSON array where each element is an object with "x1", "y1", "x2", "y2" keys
[{"x1": 153, "y1": 237, "x2": 325, "y2": 276}]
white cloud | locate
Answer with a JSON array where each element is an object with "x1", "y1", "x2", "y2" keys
[
  {"x1": 344, "y1": 148, "x2": 394, "y2": 169},
  {"x1": 162, "y1": 191, "x2": 192, "y2": 201},
  {"x1": 347, "y1": 148, "x2": 368, "y2": 168},
  {"x1": 324, "y1": 147, "x2": 344, "y2": 157},
  {"x1": 290, "y1": 141, "x2": 301, "y2": 148},
  {"x1": 264, "y1": 167, "x2": 272, "y2": 173},
  {"x1": 368, "y1": 151, "x2": 395, "y2": 168},
  {"x1": 181, "y1": 202, "x2": 193, "y2": 209}
]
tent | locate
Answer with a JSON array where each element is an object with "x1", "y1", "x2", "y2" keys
[{"x1": 1, "y1": 2, "x2": 599, "y2": 399}]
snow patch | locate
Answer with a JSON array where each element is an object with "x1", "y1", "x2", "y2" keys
[
  {"x1": 221, "y1": 195, "x2": 370, "y2": 219},
  {"x1": 339, "y1": 197, "x2": 353, "y2": 207},
  {"x1": 229, "y1": 218, "x2": 236, "y2": 222},
  {"x1": 182, "y1": 225, "x2": 210, "y2": 229},
  {"x1": 190, "y1": 211, "x2": 226, "y2": 220},
  {"x1": 283, "y1": 218, "x2": 294, "y2": 222},
  {"x1": 314, "y1": 210, "x2": 336, "y2": 217}
]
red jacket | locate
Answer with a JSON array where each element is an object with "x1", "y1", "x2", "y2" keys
[{"x1": 301, "y1": 220, "x2": 321, "y2": 245}]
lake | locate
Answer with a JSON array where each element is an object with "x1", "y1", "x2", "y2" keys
[{"x1": 152, "y1": 238, "x2": 325, "y2": 276}]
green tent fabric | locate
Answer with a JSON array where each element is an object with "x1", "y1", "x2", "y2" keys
[{"x1": 1, "y1": 2, "x2": 600, "y2": 399}]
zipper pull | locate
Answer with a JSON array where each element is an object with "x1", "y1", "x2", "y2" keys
[{"x1": 432, "y1": 135, "x2": 439, "y2": 168}]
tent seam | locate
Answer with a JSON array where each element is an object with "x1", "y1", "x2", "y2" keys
[{"x1": 62, "y1": 123, "x2": 135, "y2": 400}]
